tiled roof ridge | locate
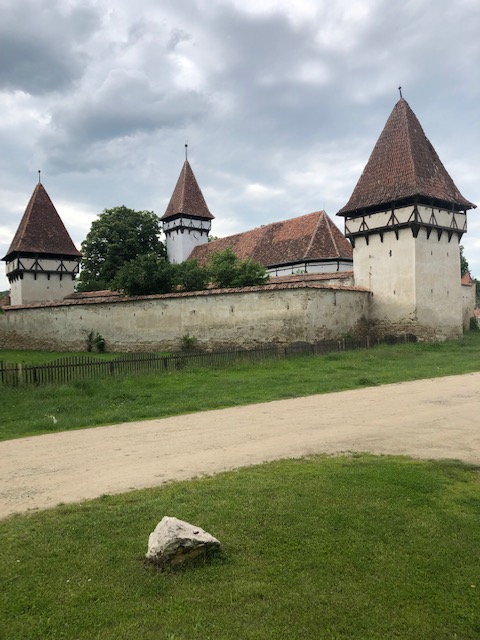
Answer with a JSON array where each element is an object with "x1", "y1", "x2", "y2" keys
[
  {"x1": 304, "y1": 211, "x2": 325, "y2": 258},
  {"x1": 249, "y1": 224, "x2": 269, "y2": 263},
  {"x1": 324, "y1": 211, "x2": 342, "y2": 258},
  {"x1": 302, "y1": 211, "x2": 325, "y2": 259},
  {"x1": 7, "y1": 183, "x2": 42, "y2": 254},
  {"x1": 303, "y1": 210, "x2": 352, "y2": 261},
  {"x1": 3, "y1": 182, "x2": 82, "y2": 260},
  {"x1": 177, "y1": 162, "x2": 187, "y2": 210},
  {"x1": 401, "y1": 99, "x2": 418, "y2": 191}
]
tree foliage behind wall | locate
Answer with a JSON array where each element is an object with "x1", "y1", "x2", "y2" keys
[
  {"x1": 77, "y1": 206, "x2": 166, "y2": 292},
  {"x1": 460, "y1": 245, "x2": 469, "y2": 277},
  {"x1": 77, "y1": 205, "x2": 268, "y2": 295},
  {"x1": 209, "y1": 247, "x2": 268, "y2": 288},
  {"x1": 113, "y1": 254, "x2": 174, "y2": 296},
  {"x1": 115, "y1": 247, "x2": 268, "y2": 296}
]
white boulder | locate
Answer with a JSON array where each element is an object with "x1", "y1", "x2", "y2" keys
[{"x1": 146, "y1": 516, "x2": 221, "y2": 569}]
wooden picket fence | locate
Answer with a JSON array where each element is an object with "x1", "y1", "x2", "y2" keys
[{"x1": 0, "y1": 335, "x2": 415, "y2": 387}]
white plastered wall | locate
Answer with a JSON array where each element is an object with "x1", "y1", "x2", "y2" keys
[
  {"x1": 10, "y1": 273, "x2": 76, "y2": 306},
  {"x1": 165, "y1": 229, "x2": 208, "y2": 263},
  {"x1": 352, "y1": 217, "x2": 463, "y2": 339},
  {"x1": 0, "y1": 286, "x2": 369, "y2": 352}
]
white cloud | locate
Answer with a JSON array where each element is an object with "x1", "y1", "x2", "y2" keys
[{"x1": 245, "y1": 183, "x2": 284, "y2": 199}]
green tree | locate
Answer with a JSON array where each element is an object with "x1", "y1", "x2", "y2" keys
[
  {"x1": 77, "y1": 206, "x2": 165, "y2": 292},
  {"x1": 209, "y1": 247, "x2": 238, "y2": 288},
  {"x1": 460, "y1": 245, "x2": 470, "y2": 277},
  {"x1": 113, "y1": 254, "x2": 174, "y2": 296},
  {"x1": 173, "y1": 260, "x2": 210, "y2": 292},
  {"x1": 209, "y1": 247, "x2": 268, "y2": 288}
]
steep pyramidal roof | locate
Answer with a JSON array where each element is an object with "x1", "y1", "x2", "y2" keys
[
  {"x1": 189, "y1": 211, "x2": 352, "y2": 268},
  {"x1": 160, "y1": 160, "x2": 214, "y2": 221},
  {"x1": 338, "y1": 98, "x2": 475, "y2": 216},
  {"x1": 3, "y1": 182, "x2": 82, "y2": 260}
]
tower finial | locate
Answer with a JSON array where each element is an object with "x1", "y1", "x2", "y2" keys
[
  {"x1": 38, "y1": 170, "x2": 41, "y2": 184},
  {"x1": 185, "y1": 143, "x2": 188, "y2": 161},
  {"x1": 398, "y1": 86, "x2": 403, "y2": 99}
]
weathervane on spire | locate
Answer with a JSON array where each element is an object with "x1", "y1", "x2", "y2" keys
[
  {"x1": 398, "y1": 86, "x2": 403, "y2": 99},
  {"x1": 38, "y1": 170, "x2": 41, "y2": 184},
  {"x1": 185, "y1": 143, "x2": 188, "y2": 161}
]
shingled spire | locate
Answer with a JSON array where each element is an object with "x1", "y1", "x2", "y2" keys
[
  {"x1": 3, "y1": 182, "x2": 81, "y2": 305},
  {"x1": 161, "y1": 159, "x2": 214, "y2": 263},
  {"x1": 4, "y1": 182, "x2": 82, "y2": 260},
  {"x1": 338, "y1": 98, "x2": 475, "y2": 216},
  {"x1": 160, "y1": 160, "x2": 214, "y2": 222}
]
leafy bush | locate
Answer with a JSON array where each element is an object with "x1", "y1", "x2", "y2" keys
[
  {"x1": 181, "y1": 333, "x2": 198, "y2": 350},
  {"x1": 173, "y1": 259, "x2": 210, "y2": 292},
  {"x1": 113, "y1": 254, "x2": 174, "y2": 295},
  {"x1": 85, "y1": 330, "x2": 107, "y2": 353},
  {"x1": 209, "y1": 247, "x2": 268, "y2": 288},
  {"x1": 110, "y1": 247, "x2": 268, "y2": 295}
]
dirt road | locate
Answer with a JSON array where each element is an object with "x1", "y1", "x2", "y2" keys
[{"x1": 1, "y1": 372, "x2": 479, "y2": 520}]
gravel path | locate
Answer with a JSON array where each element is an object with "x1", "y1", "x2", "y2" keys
[{"x1": 1, "y1": 372, "x2": 479, "y2": 520}]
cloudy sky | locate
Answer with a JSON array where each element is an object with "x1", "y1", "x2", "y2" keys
[{"x1": 0, "y1": 0, "x2": 479, "y2": 291}]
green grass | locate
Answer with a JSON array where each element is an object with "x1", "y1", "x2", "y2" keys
[
  {"x1": 1, "y1": 455, "x2": 479, "y2": 639},
  {"x1": 2, "y1": 332, "x2": 480, "y2": 441}
]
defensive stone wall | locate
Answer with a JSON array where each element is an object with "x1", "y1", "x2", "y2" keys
[{"x1": 0, "y1": 282, "x2": 370, "y2": 352}]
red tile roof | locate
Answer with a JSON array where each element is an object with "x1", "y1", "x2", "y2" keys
[
  {"x1": 3, "y1": 183, "x2": 82, "y2": 261},
  {"x1": 461, "y1": 271, "x2": 475, "y2": 285},
  {"x1": 189, "y1": 211, "x2": 353, "y2": 267},
  {"x1": 160, "y1": 160, "x2": 214, "y2": 221},
  {"x1": 338, "y1": 98, "x2": 476, "y2": 216}
]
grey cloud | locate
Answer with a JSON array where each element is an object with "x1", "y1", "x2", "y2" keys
[
  {"x1": 0, "y1": 34, "x2": 84, "y2": 95},
  {"x1": 167, "y1": 28, "x2": 192, "y2": 52},
  {"x1": 59, "y1": 71, "x2": 208, "y2": 140},
  {"x1": 38, "y1": 74, "x2": 210, "y2": 174},
  {"x1": 0, "y1": 0, "x2": 101, "y2": 95},
  {"x1": 201, "y1": 7, "x2": 375, "y2": 150}
]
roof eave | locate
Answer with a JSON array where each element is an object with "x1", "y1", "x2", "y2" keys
[{"x1": 337, "y1": 194, "x2": 476, "y2": 218}]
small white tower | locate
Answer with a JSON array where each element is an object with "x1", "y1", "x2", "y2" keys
[
  {"x1": 160, "y1": 151, "x2": 214, "y2": 264},
  {"x1": 337, "y1": 95, "x2": 476, "y2": 340},
  {"x1": 2, "y1": 180, "x2": 81, "y2": 305}
]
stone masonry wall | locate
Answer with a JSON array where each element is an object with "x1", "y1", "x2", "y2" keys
[{"x1": 0, "y1": 283, "x2": 370, "y2": 352}]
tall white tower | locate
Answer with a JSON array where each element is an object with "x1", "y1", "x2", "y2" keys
[
  {"x1": 337, "y1": 97, "x2": 476, "y2": 340},
  {"x1": 160, "y1": 157, "x2": 214, "y2": 264},
  {"x1": 2, "y1": 181, "x2": 81, "y2": 306}
]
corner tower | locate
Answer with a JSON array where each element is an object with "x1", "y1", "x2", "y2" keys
[
  {"x1": 337, "y1": 98, "x2": 476, "y2": 340},
  {"x1": 2, "y1": 181, "x2": 82, "y2": 305},
  {"x1": 160, "y1": 157, "x2": 214, "y2": 263}
]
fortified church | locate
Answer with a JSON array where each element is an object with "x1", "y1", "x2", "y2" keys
[{"x1": 0, "y1": 98, "x2": 476, "y2": 350}]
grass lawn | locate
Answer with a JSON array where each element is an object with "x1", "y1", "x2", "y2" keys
[
  {"x1": 1, "y1": 455, "x2": 479, "y2": 639},
  {"x1": 1, "y1": 332, "x2": 480, "y2": 441},
  {"x1": 2, "y1": 338, "x2": 480, "y2": 638}
]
